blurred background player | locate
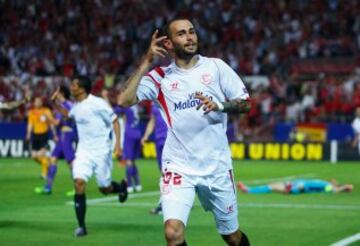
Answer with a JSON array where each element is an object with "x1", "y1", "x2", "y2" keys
[
  {"x1": 115, "y1": 104, "x2": 142, "y2": 193},
  {"x1": 101, "y1": 88, "x2": 124, "y2": 162},
  {"x1": 26, "y1": 96, "x2": 58, "y2": 180},
  {"x1": 237, "y1": 179, "x2": 354, "y2": 194},
  {"x1": 141, "y1": 103, "x2": 168, "y2": 215},
  {"x1": 351, "y1": 106, "x2": 360, "y2": 155},
  {"x1": 0, "y1": 95, "x2": 30, "y2": 110},
  {"x1": 35, "y1": 85, "x2": 77, "y2": 195},
  {"x1": 54, "y1": 75, "x2": 128, "y2": 237}
]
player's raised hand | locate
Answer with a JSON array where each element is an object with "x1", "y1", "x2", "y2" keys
[
  {"x1": 195, "y1": 92, "x2": 219, "y2": 114},
  {"x1": 24, "y1": 90, "x2": 31, "y2": 103},
  {"x1": 51, "y1": 86, "x2": 61, "y2": 102},
  {"x1": 145, "y1": 30, "x2": 168, "y2": 63}
]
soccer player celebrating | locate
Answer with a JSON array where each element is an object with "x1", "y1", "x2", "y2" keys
[
  {"x1": 54, "y1": 76, "x2": 128, "y2": 237},
  {"x1": 115, "y1": 104, "x2": 143, "y2": 193},
  {"x1": 141, "y1": 103, "x2": 168, "y2": 215},
  {"x1": 118, "y1": 18, "x2": 251, "y2": 246},
  {"x1": 26, "y1": 96, "x2": 58, "y2": 179},
  {"x1": 35, "y1": 85, "x2": 76, "y2": 195}
]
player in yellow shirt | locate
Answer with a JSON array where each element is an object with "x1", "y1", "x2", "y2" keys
[{"x1": 26, "y1": 97, "x2": 58, "y2": 179}]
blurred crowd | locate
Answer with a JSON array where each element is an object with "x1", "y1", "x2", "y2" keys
[
  {"x1": 1, "y1": 0, "x2": 360, "y2": 140},
  {"x1": 1, "y1": 0, "x2": 360, "y2": 76}
]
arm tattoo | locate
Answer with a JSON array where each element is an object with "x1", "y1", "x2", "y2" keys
[{"x1": 222, "y1": 99, "x2": 250, "y2": 113}]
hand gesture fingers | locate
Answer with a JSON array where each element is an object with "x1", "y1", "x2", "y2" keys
[
  {"x1": 195, "y1": 92, "x2": 219, "y2": 114},
  {"x1": 146, "y1": 30, "x2": 168, "y2": 62},
  {"x1": 51, "y1": 86, "x2": 61, "y2": 101}
]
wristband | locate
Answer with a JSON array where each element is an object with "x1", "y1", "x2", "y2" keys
[{"x1": 217, "y1": 102, "x2": 224, "y2": 112}]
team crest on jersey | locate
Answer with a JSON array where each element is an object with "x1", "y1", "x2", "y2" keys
[
  {"x1": 200, "y1": 73, "x2": 213, "y2": 85},
  {"x1": 170, "y1": 81, "x2": 179, "y2": 91}
]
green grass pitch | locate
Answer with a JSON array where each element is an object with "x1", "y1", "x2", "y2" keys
[{"x1": 0, "y1": 158, "x2": 359, "y2": 246}]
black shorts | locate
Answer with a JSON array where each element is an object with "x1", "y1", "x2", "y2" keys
[{"x1": 31, "y1": 133, "x2": 49, "y2": 151}]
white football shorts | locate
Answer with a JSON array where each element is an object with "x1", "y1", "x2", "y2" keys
[
  {"x1": 72, "y1": 150, "x2": 113, "y2": 187},
  {"x1": 160, "y1": 167, "x2": 239, "y2": 235}
]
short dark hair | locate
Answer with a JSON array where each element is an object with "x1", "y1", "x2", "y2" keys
[
  {"x1": 161, "y1": 17, "x2": 191, "y2": 38},
  {"x1": 72, "y1": 75, "x2": 92, "y2": 94},
  {"x1": 59, "y1": 85, "x2": 71, "y2": 99}
]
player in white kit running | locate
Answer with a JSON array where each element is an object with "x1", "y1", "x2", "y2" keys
[
  {"x1": 53, "y1": 76, "x2": 128, "y2": 237},
  {"x1": 118, "y1": 18, "x2": 251, "y2": 246},
  {"x1": 352, "y1": 106, "x2": 360, "y2": 155}
]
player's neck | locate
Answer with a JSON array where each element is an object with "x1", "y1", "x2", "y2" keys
[
  {"x1": 75, "y1": 92, "x2": 88, "y2": 102},
  {"x1": 175, "y1": 55, "x2": 198, "y2": 70}
]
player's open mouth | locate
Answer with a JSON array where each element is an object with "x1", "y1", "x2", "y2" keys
[{"x1": 185, "y1": 44, "x2": 196, "y2": 49}]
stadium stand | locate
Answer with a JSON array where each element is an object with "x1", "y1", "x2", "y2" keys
[{"x1": 1, "y1": 0, "x2": 360, "y2": 141}]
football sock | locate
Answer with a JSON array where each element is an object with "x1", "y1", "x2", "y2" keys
[
  {"x1": 248, "y1": 185, "x2": 271, "y2": 194},
  {"x1": 126, "y1": 166, "x2": 133, "y2": 187},
  {"x1": 39, "y1": 157, "x2": 49, "y2": 178},
  {"x1": 110, "y1": 181, "x2": 121, "y2": 193},
  {"x1": 239, "y1": 231, "x2": 250, "y2": 246},
  {"x1": 133, "y1": 165, "x2": 140, "y2": 186},
  {"x1": 74, "y1": 194, "x2": 86, "y2": 229},
  {"x1": 45, "y1": 164, "x2": 57, "y2": 190}
]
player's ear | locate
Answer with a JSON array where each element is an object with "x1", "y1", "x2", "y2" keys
[{"x1": 163, "y1": 38, "x2": 172, "y2": 50}]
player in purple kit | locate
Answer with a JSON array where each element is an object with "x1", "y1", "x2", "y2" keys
[
  {"x1": 141, "y1": 103, "x2": 168, "y2": 214},
  {"x1": 116, "y1": 104, "x2": 142, "y2": 193},
  {"x1": 35, "y1": 86, "x2": 77, "y2": 195}
]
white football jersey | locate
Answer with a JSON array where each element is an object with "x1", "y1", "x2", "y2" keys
[
  {"x1": 137, "y1": 55, "x2": 249, "y2": 175},
  {"x1": 69, "y1": 94, "x2": 117, "y2": 155},
  {"x1": 352, "y1": 117, "x2": 360, "y2": 135}
]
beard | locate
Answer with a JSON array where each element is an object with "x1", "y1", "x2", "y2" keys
[{"x1": 173, "y1": 42, "x2": 198, "y2": 60}]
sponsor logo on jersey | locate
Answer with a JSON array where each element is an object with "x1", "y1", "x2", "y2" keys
[{"x1": 174, "y1": 92, "x2": 213, "y2": 111}]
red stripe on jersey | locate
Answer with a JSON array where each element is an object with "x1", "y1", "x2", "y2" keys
[
  {"x1": 157, "y1": 89, "x2": 172, "y2": 128},
  {"x1": 229, "y1": 170, "x2": 235, "y2": 194},
  {"x1": 154, "y1": 66, "x2": 165, "y2": 77},
  {"x1": 146, "y1": 67, "x2": 172, "y2": 127},
  {"x1": 146, "y1": 73, "x2": 161, "y2": 88}
]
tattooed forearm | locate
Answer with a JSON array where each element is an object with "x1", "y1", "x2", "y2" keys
[{"x1": 222, "y1": 99, "x2": 251, "y2": 113}]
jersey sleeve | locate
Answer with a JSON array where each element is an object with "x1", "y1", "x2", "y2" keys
[
  {"x1": 62, "y1": 100, "x2": 73, "y2": 111},
  {"x1": 68, "y1": 106, "x2": 75, "y2": 118},
  {"x1": 98, "y1": 100, "x2": 117, "y2": 125},
  {"x1": 214, "y1": 58, "x2": 250, "y2": 100},
  {"x1": 352, "y1": 120, "x2": 360, "y2": 134},
  {"x1": 136, "y1": 75, "x2": 159, "y2": 101}
]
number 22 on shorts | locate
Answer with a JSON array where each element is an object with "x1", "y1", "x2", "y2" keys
[{"x1": 162, "y1": 170, "x2": 182, "y2": 185}]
